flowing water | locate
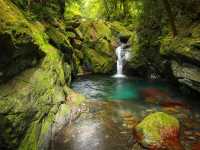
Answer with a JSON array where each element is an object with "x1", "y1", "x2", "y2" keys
[
  {"x1": 113, "y1": 44, "x2": 126, "y2": 78},
  {"x1": 51, "y1": 75, "x2": 200, "y2": 150}
]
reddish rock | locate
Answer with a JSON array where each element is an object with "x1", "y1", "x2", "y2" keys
[
  {"x1": 142, "y1": 88, "x2": 169, "y2": 101},
  {"x1": 134, "y1": 112, "x2": 182, "y2": 150},
  {"x1": 192, "y1": 143, "x2": 200, "y2": 150},
  {"x1": 161, "y1": 100, "x2": 188, "y2": 108}
]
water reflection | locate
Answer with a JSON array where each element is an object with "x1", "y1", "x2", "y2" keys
[
  {"x1": 111, "y1": 79, "x2": 138, "y2": 100},
  {"x1": 72, "y1": 75, "x2": 169, "y2": 101}
]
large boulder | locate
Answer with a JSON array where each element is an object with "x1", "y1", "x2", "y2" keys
[
  {"x1": 135, "y1": 112, "x2": 181, "y2": 150},
  {"x1": 171, "y1": 61, "x2": 200, "y2": 92}
]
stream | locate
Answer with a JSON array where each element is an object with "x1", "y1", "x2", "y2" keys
[{"x1": 51, "y1": 75, "x2": 200, "y2": 150}]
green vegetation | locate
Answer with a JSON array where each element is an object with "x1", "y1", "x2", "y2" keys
[{"x1": 0, "y1": 0, "x2": 200, "y2": 149}]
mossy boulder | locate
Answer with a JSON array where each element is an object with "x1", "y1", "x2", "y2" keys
[{"x1": 135, "y1": 112, "x2": 181, "y2": 150}]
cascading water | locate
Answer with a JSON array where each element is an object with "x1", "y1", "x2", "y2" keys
[{"x1": 113, "y1": 43, "x2": 126, "y2": 78}]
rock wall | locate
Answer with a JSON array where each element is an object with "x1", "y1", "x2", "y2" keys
[
  {"x1": 160, "y1": 0, "x2": 200, "y2": 93},
  {"x1": 130, "y1": 0, "x2": 200, "y2": 93},
  {"x1": 0, "y1": 1, "x2": 85, "y2": 150},
  {"x1": 161, "y1": 24, "x2": 200, "y2": 93}
]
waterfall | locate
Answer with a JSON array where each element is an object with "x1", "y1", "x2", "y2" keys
[{"x1": 113, "y1": 44, "x2": 126, "y2": 78}]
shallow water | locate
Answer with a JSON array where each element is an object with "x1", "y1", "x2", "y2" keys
[{"x1": 51, "y1": 75, "x2": 200, "y2": 150}]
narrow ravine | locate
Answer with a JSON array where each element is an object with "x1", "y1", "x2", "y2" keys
[{"x1": 0, "y1": 0, "x2": 200, "y2": 150}]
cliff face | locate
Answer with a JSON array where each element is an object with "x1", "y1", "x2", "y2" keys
[
  {"x1": 161, "y1": 24, "x2": 200, "y2": 93},
  {"x1": 160, "y1": 0, "x2": 200, "y2": 93},
  {"x1": 0, "y1": 1, "x2": 85, "y2": 150}
]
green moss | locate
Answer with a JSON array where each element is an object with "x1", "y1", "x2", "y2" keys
[
  {"x1": 46, "y1": 26, "x2": 73, "y2": 50},
  {"x1": 108, "y1": 21, "x2": 131, "y2": 37},
  {"x1": 18, "y1": 122, "x2": 41, "y2": 150},
  {"x1": 78, "y1": 20, "x2": 112, "y2": 41},
  {"x1": 0, "y1": 1, "x2": 85, "y2": 150},
  {"x1": 95, "y1": 39, "x2": 113, "y2": 56},
  {"x1": 136, "y1": 112, "x2": 179, "y2": 147},
  {"x1": 160, "y1": 24, "x2": 200, "y2": 63},
  {"x1": 84, "y1": 48, "x2": 114, "y2": 73}
]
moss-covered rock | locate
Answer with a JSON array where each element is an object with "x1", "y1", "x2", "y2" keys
[
  {"x1": 0, "y1": 0, "x2": 45, "y2": 83},
  {"x1": 160, "y1": 24, "x2": 200, "y2": 93},
  {"x1": 135, "y1": 112, "x2": 181, "y2": 150},
  {"x1": 108, "y1": 21, "x2": 132, "y2": 40},
  {"x1": 75, "y1": 20, "x2": 116, "y2": 74},
  {"x1": 160, "y1": 27, "x2": 200, "y2": 64},
  {"x1": 0, "y1": 1, "x2": 85, "y2": 150},
  {"x1": 83, "y1": 48, "x2": 114, "y2": 73}
]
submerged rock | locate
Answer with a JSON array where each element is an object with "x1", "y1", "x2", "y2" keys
[{"x1": 134, "y1": 112, "x2": 181, "y2": 150}]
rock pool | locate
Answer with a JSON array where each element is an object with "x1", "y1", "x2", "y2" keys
[{"x1": 50, "y1": 75, "x2": 200, "y2": 150}]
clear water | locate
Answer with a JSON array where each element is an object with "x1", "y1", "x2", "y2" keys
[
  {"x1": 72, "y1": 75, "x2": 200, "y2": 111},
  {"x1": 52, "y1": 75, "x2": 200, "y2": 150},
  {"x1": 72, "y1": 75, "x2": 176, "y2": 100}
]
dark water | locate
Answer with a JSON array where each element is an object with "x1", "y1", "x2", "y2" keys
[{"x1": 51, "y1": 75, "x2": 200, "y2": 150}]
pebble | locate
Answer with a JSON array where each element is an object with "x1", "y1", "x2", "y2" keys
[
  {"x1": 120, "y1": 131, "x2": 127, "y2": 134},
  {"x1": 121, "y1": 112, "x2": 133, "y2": 118},
  {"x1": 187, "y1": 136, "x2": 196, "y2": 141},
  {"x1": 162, "y1": 107, "x2": 179, "y2": 113},
  {"x1": 105, "y1": 135, "x2": 109, "y2": 139},
  {"x1": 122, "y1": 123, "x2": 127, "y2": 127},
  {"x1": 145, "y1": 108, "x2": 156, "y2": 113},
  {"x1": 184, "y1": 131, "x2": 192, "y2": 136},
  {"x1": 195, "y1": 113, "x2": 200, "y2": 119},
  {"x1": 195, "y1": 132, "x2": 200, "y2": 137}
]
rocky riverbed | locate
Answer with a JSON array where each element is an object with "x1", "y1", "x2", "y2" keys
[{"x1": 50, "y1": 99, "x2": 200, "y2": 150}]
